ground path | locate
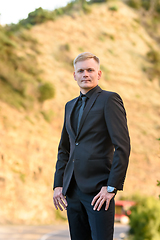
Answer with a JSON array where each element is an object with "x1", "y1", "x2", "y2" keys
[{"x1": 0, "y1": 224, "x2": 129, "y2": 240}]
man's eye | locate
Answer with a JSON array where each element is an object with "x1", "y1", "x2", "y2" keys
[
  {"x1": 79, "y1": 70, "x2": 83, "y2": 73},
  {"x1": 88, "y1": 69, "x2": 93, "y2": 72}
]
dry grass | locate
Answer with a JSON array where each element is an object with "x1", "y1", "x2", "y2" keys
[{"x1": 0, "y1": 1, "x2": 159, "y2": 224}]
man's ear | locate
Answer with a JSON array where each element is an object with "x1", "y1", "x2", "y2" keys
[
  {"x1": 73, "y1": 72, "x2": 76, "y2": 81},
  {"x1": 98, "y1": 70, "x2": 102, "y2": 80}
]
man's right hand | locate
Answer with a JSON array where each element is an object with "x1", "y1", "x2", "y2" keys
[{"x1": 53, "y1": 187, "x2": 68, "y2": 211}]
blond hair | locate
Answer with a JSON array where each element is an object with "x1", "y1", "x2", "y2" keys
[{"x1": 73, "y1": 52, "x2": 100, "y2": 67}]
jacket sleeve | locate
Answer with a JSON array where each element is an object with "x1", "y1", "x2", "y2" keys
[
  {"x1": 53, "y1": 104, "x2": 70, "y2": 189},
  {"x1": 104, "y1": 93, "x2": 131, "y2": 190}
]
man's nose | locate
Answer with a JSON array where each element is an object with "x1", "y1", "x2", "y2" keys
[{"x1": 83, "y1": 70, "x2": 88, "y2": 77}]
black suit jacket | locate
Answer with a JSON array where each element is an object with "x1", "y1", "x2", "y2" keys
[{"x1": 54, "y1": 86, "x2": 130, "y2": 196}]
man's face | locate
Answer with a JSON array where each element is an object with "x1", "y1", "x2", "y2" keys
[{"x1": 74, "y1": 58, "x2": 102, "y2": 94}]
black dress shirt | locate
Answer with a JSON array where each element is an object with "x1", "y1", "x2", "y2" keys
[{"x1": 71, "y1": 85, "x2": 99, "y2": 135}]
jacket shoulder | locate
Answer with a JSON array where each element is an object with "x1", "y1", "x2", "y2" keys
[
  {"x1": 100, "y1": 90, "x2": 121, "y2": 99},
  {"x1": 65, "y1": 97, "x2": 78, "y2": 107}
]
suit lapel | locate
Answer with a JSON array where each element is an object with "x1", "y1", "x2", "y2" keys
[{"x1": 76, "y1": 86, "x2": 102, "y2": 139}]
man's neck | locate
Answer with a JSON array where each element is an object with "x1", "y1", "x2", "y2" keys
[{"x1": 80, "y1": 85, "x2": 98, "y2": 95}]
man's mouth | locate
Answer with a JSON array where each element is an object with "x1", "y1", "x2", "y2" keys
[{"x1": 82, "y1": 80, "x2": 91, "y2": 82}]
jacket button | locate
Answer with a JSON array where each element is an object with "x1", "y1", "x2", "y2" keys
[{"x1": 75, "y1": 142, "x2": 79, "y2": 146}]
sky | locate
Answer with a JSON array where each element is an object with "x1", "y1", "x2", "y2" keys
[{"x1": 0, "y1": 0, "x2": 71, "y2": 25}]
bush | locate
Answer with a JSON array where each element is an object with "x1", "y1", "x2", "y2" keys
[
  {"x1": 90, "y1": 0, "x2": 108, "y2": 3},
  {"x1": 156, "y1": 2, "x2": 160, "y2": 14},
  {"x1": 0, "y1": 80, "x2": 27, "y2": 109},
  {"x1": 82, "y1": 3, "x2": 92, "y2": 14},
  {"x1": 127, "y1": 0, "x2": 142, "y2": 9},
  {"x1": 0, "y1": 26, "x2": 50, "y2": 109},
  {"x1": 20, "y1": 8, "x2": 55, "y2": 27},
  {"x1": 108, "y1": 6, "x2": 119, "y2": 11},
  {"x1": 0, "y1": 31, "x2": 17, "y2": 48},
  {"x1": 127, "y1": 0, "x2": 160, "y2": 14},
  {"x1": 146, "y1": 49, "x2": 160, "y2": 80},
  {"x1": 38, "y1": 82, "x2": 55, "y2": 103},
  {"x1": 141, "y1": 0, "x2": 150, "y2": 10},
  {"x1": 62, "y1": 43, "x2": 71, "y2": 51},
  {"x1": 129, "y1": 195, "x2": 160, "y2": 240},
  {"x1": 147, "y1": 50, "x2": 160, "y2": 63}
]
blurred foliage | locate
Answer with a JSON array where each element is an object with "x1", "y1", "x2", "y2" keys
[
  {"x1": 127, "y1": 0, "x2": 142, "y2": 9},
  {"x1": 3, "y1": 0, "x2": 160, "y2": 42},
  {"x1": 88, "y1": 0, "x2": 160, "y2": 44},
  {"x1": 126, "y1": 0, "x2": 160, "y2": 43},
  {"x1": 0, "y1": 0, "x2": 159, "y2": 109},
  {"x1": 146, "y1": 49, "x2": 160, "y2": 81},
  {"x1": 157, "y1": 180, "x2": 160, "y2": 200},
  {"x1": 60, "y1": 43, "x2": 71, "y2": 52},
  {"x1": 108, "y1": 5, "x2": 119, "y2": 11},
  {"x1": 38, "y1": 82, "x2": 55, "y2": 103},
  {"x1": 41, "y1": 110, "x2": 55, "y2": 123},
  {"x1": 90, "y1": 0, "x2": 108, "y2": 3},
  {"x1": 0, "y1": 26, "x2": 55, "y2": 109},
  {"x1": 129, "y1": 195, "x2": 160, "y2": 240},
  {"x1": 5, "y1": 1, "x2": 92, "y2": 32},
  {"x1": 5, "y1": 8, "x2": 55, "y2": 32},
  {"x1": 127, "y1": 0, "x2": 160, "y2": 12},
  {"x1": 147, "y1": 49, "x2": 160, "y2": 63}
]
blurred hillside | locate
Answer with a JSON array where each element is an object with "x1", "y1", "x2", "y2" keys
[{"x1": 0, "y1": 0, "x2": 160, "y2": 224}]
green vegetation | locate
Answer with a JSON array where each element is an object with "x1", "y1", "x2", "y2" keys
[
  {"x1": 11, "y1": 168, "x2": 26, "y2": 183},
  {"x1": 146, "y1": 49, "x2": 160, "y2": 81},
  {"x1": 129, "y1": 195, "x2": 160, "y2": 240},
  {"x1": 127, "y1": 0, "x2": 160, "y2": 12},
  {"x1": 108, "y1": 5, "x2": 119, "y2": 11},
  {"x1": 82, "y1": 2, "x2": 92, "y2": 14},
  {"x1": 5, "y1": 8, "x2": 55, "y2": 32},
  {"x1": 0, "y1": 0, "x2": 159, "y2": 110},
  {"x1": 62, "y1": 43, "x2": 71, "y2": 52},
  {"x1": 78, "y1": 47, "x2": 85, "y2": 52},
  {"x1": 127, "y1": 0, "x2": 141, "y2": 9},
  {"x1": 100, "y1": 32, "x2": 115, "y2": 42},
  {"x1": 38, "y1": 82, "x2": 55, "y2": 103},
  {"x1": 2, "y1": 0, "x2": 160, "y2": 36},
  {"x1": 0, "y1": 26, "x2": 55, "y2": 109},
  {"x1": 90, "y1": 0, "x2": 108, "y2": 3},
  {"x1": 19, "y1": 173, "x2": 26, "y2": 183},
  {"x1": 147, "y1": 49, "x2": 160, "y2": 63},
  {"x1": 25, "y1": 116, "x2": 35, "y2": 125},
  {"x1": 157, "y1": 180, "x2": 160, "y2": 199},
  {"x1": 41, "y1": 110, "x2": 55, "y2": 123},
  {"x1": 126, "y1": 0, "x2": 160, "y2": 43},
  {"x1": 5, "y1": 1, "x2": 92, "y2": 32}
]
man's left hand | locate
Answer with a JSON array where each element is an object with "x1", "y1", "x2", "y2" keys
[{"x1": 91, "y1": 186, "x2": 115, "y2": 211}]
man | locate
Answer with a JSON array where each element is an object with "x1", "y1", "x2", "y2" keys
[{"x1": 53, "y1": 52, "x2": 130, "y2": 240}]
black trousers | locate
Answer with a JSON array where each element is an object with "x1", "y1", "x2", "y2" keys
[{"x1": 66, "y1": 175, "x2": 115, "y2": 240}]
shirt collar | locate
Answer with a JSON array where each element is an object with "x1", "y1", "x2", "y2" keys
[{"x1": 80, "y1": 85, "x2": 99, "y2": 99}]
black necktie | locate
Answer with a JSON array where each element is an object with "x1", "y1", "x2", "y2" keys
[{"x1": 77, "y1": 95, "x2": 87, "y2": 133}]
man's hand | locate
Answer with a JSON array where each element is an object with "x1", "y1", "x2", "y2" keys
[
  {"x1": 53, "y1": 187, "x2": 68, "y2": 211},
  {"x1": 91, "y1": 186, "x2": 115, "y2": 211}
]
